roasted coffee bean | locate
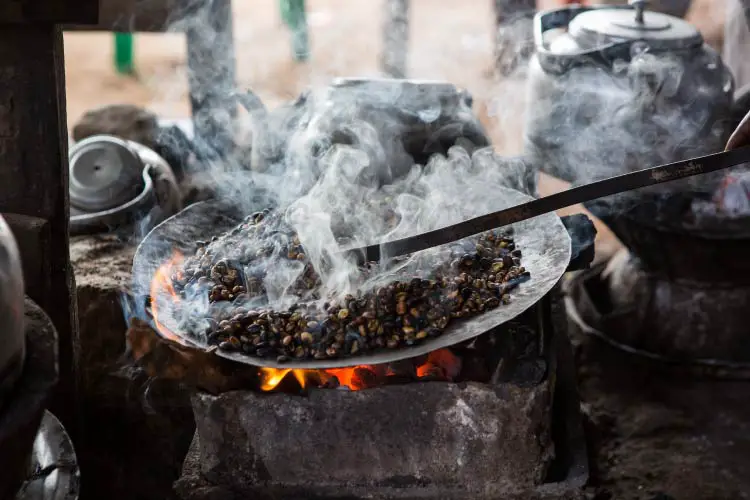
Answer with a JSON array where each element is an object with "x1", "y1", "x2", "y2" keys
[
  {"x1": 174, "y1": 217, "x2": 527, "y2": 362},
  {"x1": 218, "y1": 341, "x2": 235, "y2": 351}
]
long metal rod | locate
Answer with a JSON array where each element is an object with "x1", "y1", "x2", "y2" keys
[{"x1": 345, "y1": 147, "x2": 750, "y2": 263}]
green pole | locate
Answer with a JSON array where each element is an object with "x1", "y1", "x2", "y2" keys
[
  {"x1": 114, "y1": 32, "x2": 135, "y2": 75},
  {"x1": 280, "y1": 0, "x2": 309, "y2": 62}
]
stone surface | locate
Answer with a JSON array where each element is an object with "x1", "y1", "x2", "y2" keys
[
  {"x1": 569, "y1": 314, "x2": 750, "y2": 500},
  {"x1": 188, "y1": 380, "x2": 554, "y2": 499},
  {"x1": 70, "y1": 234, "x2": 195, "y2": 500},
  {"x1": 176, "y1": 435, "x2": 585, "y2": 500}
]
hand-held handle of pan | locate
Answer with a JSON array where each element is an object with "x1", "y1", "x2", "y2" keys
[{"x1": 344, "y1": 146, "x2": 750, "y2": 264}]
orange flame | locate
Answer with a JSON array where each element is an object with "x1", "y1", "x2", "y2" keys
[
  {"x1": 258, "y1": 349, "x2": 461, "y2": 392},
  {"x1": 416, "y1": 349, "x2": 462, "y2": 380},
  {"x1": 150, "y1": 253, "x2": 463, "y2": 392},
  {"x1": 260, "y1": 368, "x2": 309, "y2": 391},
  {"x1": 149, "y1": 251, "x2": 185, "y2": 344}
]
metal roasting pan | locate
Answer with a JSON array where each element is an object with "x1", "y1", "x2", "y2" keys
[{"x1": 132, "y1": 186, "x2": 572, "y2": 369}]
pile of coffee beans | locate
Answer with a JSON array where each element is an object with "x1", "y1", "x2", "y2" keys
[{"x1": 168, "y1": 210, "x2": 529, "y2": 362}]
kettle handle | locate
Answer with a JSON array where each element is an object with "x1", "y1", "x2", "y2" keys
[
  {"x1": 729, "y1": 82, "x2": 750, "y2": 136},
  {"x1": 534, "y1": 5, "x2": 643, "y2": 76}
]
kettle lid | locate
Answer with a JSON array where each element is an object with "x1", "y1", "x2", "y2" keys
[
  {"x1": 569, "y1": 0, "x2": 703, "y2": 51},
  {"x1": 69, "y1": 135, "x2": 146, "y2": 212}
]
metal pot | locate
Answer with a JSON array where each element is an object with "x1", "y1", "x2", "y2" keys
[
  {"x1": 241, "y1": 78, "x2": 493, "y2": 188},
  {"x1": 524, "y1": 0, "x2": 739, "y2": 187},
  {"x1": 0, "y1": 214, "x2": 25, "y2": 412},
  {"x1": 68, "y1": 135, "x2": 181, "y2": 235}
]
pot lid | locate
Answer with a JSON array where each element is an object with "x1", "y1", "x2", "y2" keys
[
  {"x1": 69, "y1": 135, "x2": 146, "y2": 213},
  {"x1": 569, "y1": 0, "x2": 703, "y2": 52}
]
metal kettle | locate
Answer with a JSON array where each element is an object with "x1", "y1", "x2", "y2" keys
[{"x1": 523, "y1": 0, "x2": 740, "y2": 189}]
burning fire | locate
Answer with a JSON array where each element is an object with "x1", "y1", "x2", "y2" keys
[
  {"x1": 150, "y1": 252, "x2": 462, "y2": 392},
  {"x1": 149, "y1": 251, "x2": 186, "y2": 344},
  {"x1": 258, "y1": 348, "x2": 461, "y2": 392}
]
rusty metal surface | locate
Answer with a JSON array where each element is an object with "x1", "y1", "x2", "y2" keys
[
  {"x1": 133, "y1": 186, "x2": 572, "y2": 370},
  {"x1": 350, "y1": 147, "x2": 750, "y2": 263}
]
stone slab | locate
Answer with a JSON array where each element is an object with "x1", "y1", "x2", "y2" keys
[{"x1": 187, "y1": 380, "x2": 554, "y2": 499}]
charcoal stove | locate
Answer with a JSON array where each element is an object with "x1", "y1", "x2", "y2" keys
[
  {"x1": 0, "y1": 297, "x2": 73, "y2": 500},
  {"x1": 521, "y1": 0, "x2": 750, "y2": 375},
  {"x1": 0, "y1": 217, "x2": 65, "y2": 500},
  {"x1": 563, "y1": 191, "x2": 750, "y2": 375},
  {"x1": 115, "y1": 73, "x2": 601, "y2": 498},
  {"x1": 173, "y1": 290, "x2": 589, "y2": 500},
  {"x1": 129, "y1": 192, "x2": 595, "y2": 498}
]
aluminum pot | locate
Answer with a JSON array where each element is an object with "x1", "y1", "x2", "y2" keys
[{"x1": 0, "y1": 214, "x2": 25, "y2": 411}]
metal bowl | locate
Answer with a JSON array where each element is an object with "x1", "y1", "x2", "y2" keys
[{"x1": 132, "y1": 187, "x2": 572, "y2": 370}]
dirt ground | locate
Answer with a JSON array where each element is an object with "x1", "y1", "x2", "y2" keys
[
  {"x1": 574, "y1": 328, "x2": 750, "y2": 500},
  {"x1": 61, "y1": 1, "x2": 748, "y2": 499}
]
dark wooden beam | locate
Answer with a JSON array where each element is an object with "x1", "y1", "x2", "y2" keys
[
  {"x1": 0, "y1": 0, "x2": 98, "y2": 25},
  {"x1": 181, "y1": 0, "x2": 237, "y2": 156},
  {"x1": 492, "y1": 0, "x2": 536, "y2": 24},
  {"x1": 381, "y1": 0, "x2": 410, "y2": 78},
  {"x1": 0, "y1": 0, "x2": 98, "y2": 436},
  {"x1": 65, "y1": 0, "x2": 176, "y2": 32}
]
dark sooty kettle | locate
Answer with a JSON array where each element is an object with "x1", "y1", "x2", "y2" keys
[{"x1": 523, "y1": 0, "x2": 742, "y2": 187}]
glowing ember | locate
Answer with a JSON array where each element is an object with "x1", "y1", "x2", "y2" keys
[
  {"x1": 416, "y1": 349, "x2": 462, "y2": 379},
  {"x1": 257, "y1": 348, "x2": 461, "y2": 392},
  {"x1": 259, "y1": 368, "x2": 308, "y2": 391}
]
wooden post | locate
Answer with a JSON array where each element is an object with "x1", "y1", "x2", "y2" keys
[
  {"x1": 493, "y1": 0, "x2": 536, "y2": 76},
  {"x1": 0, "y1": 0, "x2": 99, "y2": 437},
  {"x1": 173, "y1": 0, "x2": 237, "y2": 157},
  {"x1": 65, "y1": 0, "x2": 238, "y2": 159},
  {"x1": 381, "y1": 0, "x2": 410, "y2": 78}
]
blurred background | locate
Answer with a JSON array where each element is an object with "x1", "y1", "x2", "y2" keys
[{"x1": 61, "y1": 0, "x2": 726, "y2": 154}]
